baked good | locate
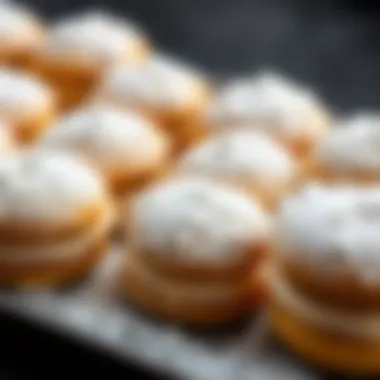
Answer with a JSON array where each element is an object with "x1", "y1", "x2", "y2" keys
[
  {"x1": 0, "y1": 149, "x2": 114, "y2": 287},
  {"x1": 176, "y1": 131, "x2": 298, "y2": 210},
  {"x1": 40, "y1": 105, "x2": 170, "y2": 198},
  {"x1": 0, "y1": 2, "x2": 43, "y2": 68},
  {"x1": 0, "y1": 69, "x2": 55, "y2": 144},
  {"x1": 310, "y1": 112, "x2": 380, "y2": 184},
  {"x1": 32, "y1": 10, "x2": 149, "y2": 110},
  {"x1": 123, "y1": 177, "x2": 270, "y2": 324},
  {"x1": 269, "y1": 184, "x2": 380, "y2": 374},
  {"x1": 205, "y1": 71, "x2": 329, "y2": 158},
  {"x1": 95, "y1": 53, "x2": 211, "y2": 153}
]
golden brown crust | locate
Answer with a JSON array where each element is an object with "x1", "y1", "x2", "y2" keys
[
  {"x1": 0, "y1": 201, "x2": 109, "y2": 244},
  {"x1": 280, "y1": 260, "x2": 380, "y2": 312},
  {"x1": 271, "y1": 303, "x2": 380, "y2": 375},
  {"x1": 0, "y1": 238, "x2": 107, "y2": 288},
  {"x1": 122, "y1": 256, "x2": 262, "y2": 325},
  {"x1": 13, "y1": 98, "x2": 56, "y2": 144},
  {"x1": 129, "y1": 243, "x2": 267, "y2": 284}
]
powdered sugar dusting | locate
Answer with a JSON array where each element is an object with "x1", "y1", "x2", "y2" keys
[
  {"x1": 131, "y1": 178, "x2": 270, "y2": 262},
  {"x1": 0, "y1": 149, "x2": 106, "y2": 223},
  {"x1": 40, "y1": 105, "x2": 167, "y2": 174},
  {"x1": 316, "y1": 112, "x2": 380, "y2": 172},
  {"x1": 207, "y1": 70, "x2": 321, "y2": 135},
  {"x1": 0, "y1": 69, "x2": 51, "y2": 118},
  {"x1": 178, "y1": 131, "x2": 295, "y2": 188},
  {"x1": 275, "y1": 184, "x2": 380, "y2": 284},
  {"x1": 0, "y1": 2, "x2": 39, "y2": 40},
  {"x1": 42, "y1": 10, "x2": 144, "y2": 64},
  {"x1": 101, "y1": 53, "x2": 204, "y2": 108}
]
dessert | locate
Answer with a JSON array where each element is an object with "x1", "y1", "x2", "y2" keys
[
  {"x1": 310, "y1": 112, "x2": 380, "y2": 184},
  {"x1": 123, "y1": 177, "x2": 270, "y2": 324},
  {"x1": 176, "y1": 131, "x2": 298, "y2": 210},
  {"x1": 0, "y1": 149, "x2": 114, "y2": 287},
  {"x1": 0, "y1": 69, "x2": 55, "y2": 144},
  {"x1": 95, "y1": 53, "x2": 211, "y2": 153},
  {"x1": 0, "y1": 1, "x2": 43, "y2": 68},
  {"x1": 32, "y1": 10, "x2": 149, "y2": 110},
  {"x1": 40, "y1": 105, "x2": 170, "y2": 199},
  {"x1": 205, "y1": 71, "x2": 329, "y2": 158},
  {"x1": 269, "y1": 184, "x2": 380, "y2": 374}
]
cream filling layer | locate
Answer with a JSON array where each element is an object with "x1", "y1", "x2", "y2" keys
[
  {"x1": 126, "y1": 254, "x2": 249, "y2": 304},
  {"x1": 269, "y1": 266, "x2": 380, "y2": 341},
  {"x1": 0, "y1": 206, "x2": 114, "y2": 265}
]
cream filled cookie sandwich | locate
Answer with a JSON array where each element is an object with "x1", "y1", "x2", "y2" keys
[
  {"x1": 205, "y1": 71, "x2": 329, "y2": 158},
  {"x1": 33, "y1": 10, "x2": 149, "y2": 110},
  {"x1": 310, "y1": 112, "x2": 380, "y2": 184},
  {"x1": 123, "y1": 177, "x2": 270, "y2": 325},
  {"x1": 177, "y1": 131, "x2": 298, "y2": 210},
  {"x1": 40, "y1": 105, "x2": 170, "y2": 200},
  {"x1": 0, "y1": 68, "x2": 55, "y2": 144},
  {"x1": 95, "y1": 53, "x2": 211, "y2": 153},
  {"x1": 269, "y1": 184, "x2": 380, "y2": 374},
  {"x1": 0, "y1": 149, "x2": 114, "y2": 287},
  {"x1": 0, "y1": 1, "x2": 44, "y2": 68}
]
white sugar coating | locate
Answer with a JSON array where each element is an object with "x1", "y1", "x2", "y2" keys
[
  {"x1": 0, "y1": 69, "x2": 52, "y2": 119},
  {"x1": 0, "y1": 2, "x2": 39, "y2": 42},
  {"x1": 40, "y1": 106, "x2": 168, "y2": 175},
  {"x1": 316, "y1": 112, "x2": 380, "y2": 172},
  {"x1": 100, "y1": 53, "x2": 204, "y2": 108},
  {"x1": 275, "y1": 184, "x2": 380, "y2": 284},
  {"x1": 206, "y1": 70, "x2": 322, "y2": 135},
  {"x1": 0, "y1": 149, "x2": 106, "y2": 223},
  {"x1": 178, "y1": 131, "x2": 296, "y2": 188},
  {"x1": 0, "y1": 121, "x2": 14, "y2": 154},
  {"x1": 42, "y1": 10, "x2": 144, "y2": 64},
  {"x1": 131, "y1": 178, "x2": 270, "y2": 262}
]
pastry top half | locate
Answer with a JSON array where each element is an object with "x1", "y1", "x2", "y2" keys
[
  {"x1": 314, "y1": 112, "x2": 380, "y2": 178},
  {"x1": 129, "y1": 177, "x2": 270, "y2": 268},
  {"x1": 97, "y1": 53, "x2": 209, "y2": 113},
  {"x1": 0, "y1": 68, "x2": 54, "y2": 122},
  {"x1": 38, "y1": 10, "x2": 148, "y2": 69},
  {"x1": 40, "y1": 105, "x2": 170, "y2": 184},
  {"x1": 0, "y1": 149, "x2": 110, "y2": 241},
  {"x1": 0, "y1": 1, "x2": 43, "y2": 51},
  {"x1": 177, "y1": 131, "x2": 297, "y2": 194},
  {"x1": 205, "y1": 71, "x2": 328, "y2": 141},
  {"x1": 275, "y1": 183, "x2": 380, "y2": 287}
]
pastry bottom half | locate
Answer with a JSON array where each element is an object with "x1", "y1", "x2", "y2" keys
[
  {"x1": 0, "y1": 238, "x2": 107, "y2": 288},
  {"x1": 270, "y1": 302, "x2": 380, "y2": 375},
  {"x1": 122, "y1": 255, "x2": 264, "y2": 325}
]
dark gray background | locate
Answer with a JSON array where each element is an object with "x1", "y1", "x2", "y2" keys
[{"x1": 32, "y1": 0, "x2": 380, "y2": 112}]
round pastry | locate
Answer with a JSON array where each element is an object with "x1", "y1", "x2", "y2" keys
[
  {"x1": 269, "y1": 184, "x2": 380, "y2": 374},
  {"x1": 95, "y1": 53, "x2": 211, "y2": 153},
  {"x1": 32, "y1": 10, "x2": 149, "y2": 110},
  {"x1": 176, "y1": 131, "x2": 298, "y2": 210},
  {"x1": 205, "y1": 71, "x2": 329, "y2": 158},
  {"x1": 0, "y1": 2, "x2": 43, "y2": 68},
  {"x1": 40, "y1": 105, "x2": 170, "y2": 198},
  {"x1": 310, "y1": 112, "x2": 380, "y2": 184},
  {"x1": 0, "y1": 69, "x2": 55, "y2": 144},
  {"x1": 0, "y1": 149, "x2": 114, "y2": 287},
  {"x1": 123, "y1": 177, "x2": 270, "y2": 324}
]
